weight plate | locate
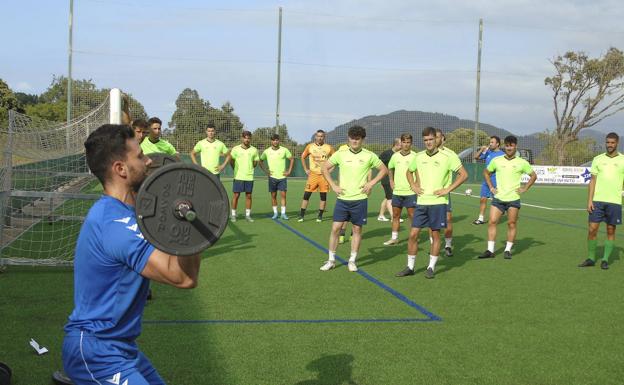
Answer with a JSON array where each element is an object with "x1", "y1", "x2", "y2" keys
[
  {"x1": 146, "y1": 153, "x2": 178, "y2": 174},
  {"x1": 136, "y1": 163, "x2": 230, "y2": 256}
]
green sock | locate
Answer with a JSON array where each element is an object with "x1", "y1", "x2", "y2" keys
[
  {"x1": 603, "y1": 240, "x2": 614, "y2": 262},
  {"x1": 588, "y1": 239, "x2": 597, "y2": 261}
]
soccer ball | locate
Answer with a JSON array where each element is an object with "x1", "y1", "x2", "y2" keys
[{"x1": 465, "y1": 188, "x2": 473, "y2": 196}]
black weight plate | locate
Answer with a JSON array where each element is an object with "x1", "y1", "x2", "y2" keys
[
  {"x1": 146, "y1": 153, "x2": 178, "y2": 175},
  {"x1": 0, "y1": 362, "x2": 11, "y2": 385},
  {"x1": 136, "y1": 163, "x2": 230, "y2": 256}
]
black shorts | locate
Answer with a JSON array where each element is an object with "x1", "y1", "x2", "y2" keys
[
  {"x1": 381, "y1": 183, "x2": 392, "y2": 200},
  {"x1": 491, "y1": 198, "x2": 521, "y2": 213}
]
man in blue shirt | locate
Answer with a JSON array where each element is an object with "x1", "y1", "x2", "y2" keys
[
  {"x1": 473, "y1": 136, "x2": 504, "y2": 224},
  {"x1": 62, "y1": 124, "x2": 203, "y2": 385}
]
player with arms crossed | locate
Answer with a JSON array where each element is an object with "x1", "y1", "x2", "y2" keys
[
  {"x1": 191, "y1": 123, "x2": 229, "y2": 177},
  {"x1": 298, "y1": 130, "x2": 335, "y2": 222},
  {"x1": 478, "y1": 135, "x2": 537, "y2": 260},
  {"x1": 472, "y1": 136, "x2": 504, "y2": 225},
  {"x1": 396, "y1": 127, "x2": 468, "y2": 279},
  {"x1": 578, "y1": 132, "x2": 624, "y2": 269},
  {"x1": 62, "y1": 124, "x2": 202, "y2": 385},
  {"x1": 319, "y1": 125, "x2": 388, "y2": 272},
  {"x1": 260, "y1": 133, "x2": 294, "y2": 220}
]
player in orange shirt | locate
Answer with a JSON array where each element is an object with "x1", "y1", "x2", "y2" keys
[{"x1": 298, "y1": 130, "x2": 335, "y2": 222}]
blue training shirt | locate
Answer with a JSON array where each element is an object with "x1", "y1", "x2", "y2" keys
[
  {"x1": 480, "y1": 149, "x2": 505, "y2": 184},
  {"x1": 64, "y1": 195, "x2": 155, "y2": 340}
]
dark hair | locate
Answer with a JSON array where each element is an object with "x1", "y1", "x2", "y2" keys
[
  {"x1": 147, "y1": 117, "x2": 162, "y2": 126},
  {"x1": 504, "y1": 135, "x2": 518, "y2": 145},
  {"x1": 491, "y1": 135, "x2": 501, "y2": 145},
  {"x1": 85, "y1": 124, "x2": 134, "y2": 185},
  {"x1": 606, "y1": 132, "x2": 619, "y2": 141},
  {"x1": 271, "y1": 133, "x2": 280, "y2": 140},
  {"x1": 422, "y1": 127, "x2": 437, "y2": 137},
  {"x1": 316, "y1": 130, "x2": 326, "y2": 134},
  {"x1": 400, "y1": 133, "x2": 413, "y2": 142},
  {"x1": 242, "y1": 130, "x2": 252, "y2": 138},
  {"x1": 206, "y1": 122, "x2": 216, "y2": 129},
  {"x1": 348, "y1": 125, "x2": 366, "y2": 139},
  {"x1": 131, "y1": 119, "x2": 148, "y2": 130}
]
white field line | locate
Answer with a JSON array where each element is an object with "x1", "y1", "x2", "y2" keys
[{"x1": 450, "y1": 191, "x2": 587, "y2": 211}]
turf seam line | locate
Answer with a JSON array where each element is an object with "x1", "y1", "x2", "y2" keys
[{"x1": 271, "y1": 218, "x2": 442, "y2": 322}]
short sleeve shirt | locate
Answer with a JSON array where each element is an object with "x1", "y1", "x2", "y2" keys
[
  {"x1": 302, "y1": 143, "x2": 335, "y2": 175},
  {"x1": 487, "y1": 156, "x2": 534, "y2": 202},
  {"x1": 140, "y1": 138, "x2": 177, "y2": 156},
  {"x1": 231, "y1": 145, "x2": 260, "y2": 181},
  {"x1": 64, "y1": 195, "x2": 155, "y2": 340},
  {"x1": 440, "y1": 146, "x2": 461, "y2": 188},
  {"x1": 378, "y1": 149, "x2": 395, "y2": 184},
  {"x1": 388, "y1": 150, "x2": 417, "y2": 196},
  {"x1": 260, "y1": 146, "x2": 293, "y2": 180},
  {"x1": 193, "y1": 139, "x2": 228, "y2": 174},
  {"x1": 480, "y1": 149, "x2": 505, "y2": 180},
  {"x1": 590, "y1": 152, "x2": 624, "y2": 205},
  {"x1": 408, "y1": 150, "x2": 461, "y2": 205},
  {"x1": 328, "y1": 148, "x2": 382, "y2": 201}
]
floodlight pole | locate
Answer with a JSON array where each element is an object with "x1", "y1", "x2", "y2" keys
[
  {"x1": 473, "y1": 18, "x2": 483, "y2": 164},
  {"x1": 275, "y1": 7, "x2": 283, "y2": 135}
]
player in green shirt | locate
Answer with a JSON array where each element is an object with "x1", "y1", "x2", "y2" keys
[
  {"x1": 434, "y1": 129, "x2": 461, "y2": 257},
  {"x1": 140, "y1": 117, "x2": 180, "y2": 160},
  {"x1": 223, "y1": 131, "x2": 259, "y2": 222},
  {"x1": 190, "y1": 124, "x2": 229, "y2": 176},
  {"x1": 259, "y1": 134, "x2": 294, "y2": 220},
  {"x1": 579, "y1": 132, "x2": 624, "y2": 269},
  {"x1": 479, "y1": 135, "x2": 537, "y2": 260},
  {"x1": 383, "y1": 133, "x2": 417, "y2": 246},
  {"x1": 319, "y1": 125, "x2": 388, "y2": 272},
  {"x1": 396, "y1": 127, "x2": 468, "y2": 279}
]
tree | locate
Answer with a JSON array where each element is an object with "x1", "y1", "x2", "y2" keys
[
  {"x1": 0, "y1": 79, "x2": 20, "y2": 128},
  {"x1": 535, "y1": 132, "x2": 598, "y2": 166},
  {"x1": 252, "y1": 124, "x2": 298, "y2": 152},
  {"x1": 544, "y1": 48, "x2": 624, "y2": 164},
  {"x1": 444, "y1": 127, "x2": 490, "y2": 154}
]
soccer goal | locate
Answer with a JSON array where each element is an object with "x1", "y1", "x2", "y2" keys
[{"x1": 0, "y1": 89, "x2": 122, "y2": 267}]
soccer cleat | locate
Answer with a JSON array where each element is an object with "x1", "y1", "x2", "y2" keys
[
  {"x1": 478, "y1": 250, "x2": 494, "y2": 259},
  {"x1": 399, "y1": 218, "x2": 404, "y2": 223},
  {"x1": 338, "y1": 235, "x2": 345, "y2": 244},
  {"x1": 280, "y1": 213, "x2": 289, "y2": 220},
  {"x1": 348, "y1": 261, "x2": 358, "y2": 272},
  {"x1": 472, "y1": 219, "x2": 486, "y2": 225},
  {"x1": 230, "y1": 214, "x2": 237, "y2": 222},
  {"x1": 504, "y1": 251, "x2": 512, "y2": 259},
  {"x1": 271, "y1": 213, "x2": 278, "y2": 220},
  {"x1": 377, "y1": 216, "x2": 389, "y2": 222},
  {"x1": 395, "y1": 267, "x2": 415, "y2": 277},
  {"x1": 445, "y1": 246, "x2": 453, "y2": 257},
  {"x1": 245, "y1": 216, "x2": 254, "y2": 223},
  {"x1": 297, "y1": 216, "x2": 304, "y2": 222},
  {"x1": 425, "y1": 267, "x2": 435, "y2": 279},
  {"x1": 578, "y1": 258, "x2": 595, "y2": 267},
  {"x1": 316, "y1": 217, "x2": 323, "y2": 223},
  {"x1": 319, "y1": 260, "x2": 336, "y2": 271},
  {"x1": 601, "y1": 260, "x2": 609, "y2": 270},
  {"x1": 384, "y1": 238, "x2": 399, "y2": 246}
]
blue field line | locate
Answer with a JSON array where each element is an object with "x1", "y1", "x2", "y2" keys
[
  {"x1": 144, "y1": 318, "x2": 438, "y2": 325},
  {"x1": 270, "y1": 218, "x2": 442, "y2": 322}
]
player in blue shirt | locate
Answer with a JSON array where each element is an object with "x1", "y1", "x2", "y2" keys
[
  {"x1": 62, "y1": 124, "x2": 203, "y2": 385},
  {"x1": 472, "y1": 136, "x2": 504, "y2": 224}
]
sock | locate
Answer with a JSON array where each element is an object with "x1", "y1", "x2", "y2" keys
[
  {"x1": 588, "y1": 239, "x2": 597, "y2": 261},
  {"x1": 231, "y1": 209, "x2": 236, "y2": 216},
  {"x1": 349, "y1": 251, "x2": 357, "y2": 262},
  {"x1": 281, "y1": 206, "x2": 286, "y2": 214},
  {"x1": 328, "y1": 250, "x2": 336, "y2": 262},
  {"x1": 407, "y1": 255, "x2": 416, "y2": 270},
  {"x1": 391, "y1": 231, "x2": 399, "y2": 240},
  {"x1": 318, "y1": 209, "x2": 324, "y2": 218},
  {"x1": 300, "y1": 208, "x2": 306, "y2": 217},
  {"x1": 603, "y1": 240, "x2": 614, "y2": 262},
  {"x1": 245, "y1": 209, "x2": 251, "y2": 217},
  {"x1": 487, "y1": 241, "x2": 495, "y2": 253},
  {"x1": 428, "y1": 255, "x2": 439, "y2": 271},
  {"x1": 272, "y1": 206, "x2": 278, "y2": 214},
  {"x1": 505, "y1": 242, "x2": 513, "y2": 252},
  {"x1": 478, "y1": 215, "x2": 484, "y2": 221},
  {"x1": 445, "y1": 238, "x2": 452, "y2": 248}
]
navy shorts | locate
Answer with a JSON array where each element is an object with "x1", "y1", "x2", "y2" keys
[
  {"x1": 446, "y1": 194, "x2": 452, "y2": 212},
  {"x1": 412, "y1": 204, "x2": 447, "y2": 230},
  {"x1": 392, "y1": 194, "x2": 417, "y2": 209},
  {"x1": 62, "y1": 332, "x2": 165, "y2": 385},
  {"x1": 333, "y1": 199, "x2": 368, "y2": 226},
  {"x1": 589, "y1": 201, "x2": 622, "y2": 226},
  {"x1": 381, "y1": 183, "x2": 393, "y2": 200},
  {"x1": 269, "y1": 177, "x2": 287, "y2": 192},
  {"x1": 491, "y1": 198, "x2": 521, "y2": 213},
  {"x1": 233, "y1": 179, "x2": 254, "y2": 193}
]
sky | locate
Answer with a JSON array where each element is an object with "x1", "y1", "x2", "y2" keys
[{"x1": 2, "y1": 0, "x2": 624, "y2": 142}]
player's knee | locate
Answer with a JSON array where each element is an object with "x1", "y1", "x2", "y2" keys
[
  {"x1": 303, "y1": 191, "x2": 312, "y2": 200},
  {"x1": 319, "y1": 192, "x2": 327, "y2": 201}
]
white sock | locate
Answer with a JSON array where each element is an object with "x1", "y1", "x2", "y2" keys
[
  {"x1": 245, "y1": 209, "x2": 251, "y2": 217},
  {"x1": 428, "y1": 255, "x2": 439, "y2": 270},
  {"x1": 445, "y1": 238, "x2": 452, "y2": 248},
  {"x1": 407, "y1": 255, "x2": 416, "y2": 270},
  {"x1": 429, "y1": 237, "x2": 433, "y2": 244},
  {"x1": 281, "y1": 206, "x2": 286, "y2": 214},
  {"x1": 349, "y1": 251, "x2": 357, "y2": 262},
  {"x1": 478, "y1": 215, "x2": 484, "y2": 221},
  {"x1": 328, "y1": 250, "x2": 336, "y2": 262},
  {"x1": 231, "y1": 209, "x2": 236, "y2": 216},
  {"x1": 272, "y1": 206, "x2": 278, "y2": 214},
  {"x1": 505, "y1": 242, "x2": 513, "y2": 252},
  {"x1": 487, "y1": 241, "x2": 495, "y2": 253},
  {"x1": 391, "y1": 231, "x2": 399, "y2": 240}
]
